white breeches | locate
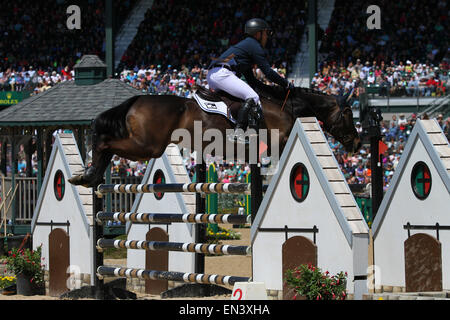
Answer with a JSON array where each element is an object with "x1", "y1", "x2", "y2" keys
[{"x1": 207, "y1": 67, "x2": 260, "y2": 105}]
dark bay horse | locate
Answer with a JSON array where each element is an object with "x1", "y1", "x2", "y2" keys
[{"x1": 68, "y1": 84, "x2": 361, "y2": 187}]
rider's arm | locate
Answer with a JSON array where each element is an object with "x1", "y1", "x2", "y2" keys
[{"x1": 251, "y1": 45, "x2": 288, "y2": 88}]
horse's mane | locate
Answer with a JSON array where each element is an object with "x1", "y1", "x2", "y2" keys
[
  {"x1": 94, "y1": 95, "x2": 142, "y2": 140},
  {"x1": 252, "y1": 80, "x2": 349, "y2": 111}
]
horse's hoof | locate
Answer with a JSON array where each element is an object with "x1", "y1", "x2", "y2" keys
[
  {"x1": 68, "y1": 175, "x2": 86, "y2": 186},
  {"x1": 68, "y1": 176, "x2": 80, "y2": 185}
]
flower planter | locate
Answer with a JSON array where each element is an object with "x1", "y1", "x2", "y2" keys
[
  {"x1": 4, "y1": 245, "x2": 45, "y2": 296},
  {"x1": 16, "y1": 273, "x2": 34, "y2": 296},
  {"x1": 1, "y1": 284, "x2": 17, "y2": 295}
]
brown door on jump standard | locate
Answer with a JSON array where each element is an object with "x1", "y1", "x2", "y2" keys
[
  {"x1": 282, "y1": 236, "x2": 317, "y2": 300},
  {"x1": 49, "y1": 228, "x2": 70, "y2": 297},
  {"x1": 145, "y1": 227, "x2": 169, "y2": 294},
  {"x1": 404, "y1": 233, "x2": 442, "y2": 292}
]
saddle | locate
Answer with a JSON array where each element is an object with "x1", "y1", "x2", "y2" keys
[{"x1": 193, "y1": 85, "x2": 244, "y2": 124}]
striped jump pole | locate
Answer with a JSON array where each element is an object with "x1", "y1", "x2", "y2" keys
[
  {"x1": 96, "y1": 212, "x2": 251, "y2": 225},
  {"x1": 97, "y1": 266, "x2": 250, "y2": 286},
  {"x1": 96, "y1": 183, "x2": 251, "y2": 197},
  {"x1": 97, "y1": 238, "x2": 251, "y2": 256}
]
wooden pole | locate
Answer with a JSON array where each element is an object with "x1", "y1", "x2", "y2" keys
[
  {"x1": 1, "y1": 173, "x2": 5, "y2": 236},
  {"x1": 0, "y1": 184, "x2": 18, "y2": 236},
  {"x1": 194, "y1": 162, "x2": 206, "y2": 274},
  {"x1": 105, "y1": 0, "x2": 114, "y2": 78},
  {"x1": 308, "y1": 0, "x2": 318, "y2": 86}
]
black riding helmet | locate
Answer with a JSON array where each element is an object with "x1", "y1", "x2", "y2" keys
[{"x1": 244, "y1": 18, "x2": 272, "y2": 36}]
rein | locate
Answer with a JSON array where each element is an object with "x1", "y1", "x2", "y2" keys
[
  {"x1": 280, "y1": 89, "x2": 291, "y2": 112},
  {"x1": 279, "y1": 88, "x2": 353, "y2": 144}
]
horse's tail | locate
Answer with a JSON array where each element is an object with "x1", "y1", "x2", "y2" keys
[{"x1": 93, "y1": 95, "x2": 143, "y2": 140}]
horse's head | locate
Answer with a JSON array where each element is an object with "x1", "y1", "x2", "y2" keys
[
  {"x1": 287, "y1": 88, "x2": 362, "y2": 154},
  {"x1": 328, "y1": 106, "x2": 362, "y2": 154}
]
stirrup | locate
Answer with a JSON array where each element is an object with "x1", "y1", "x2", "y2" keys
[
  {"x1": 227, "y1": 129, "x2": 249, "y2": 144},
  {"x1": 237, "y1": 135, "x2": 250, "y2": 144}
]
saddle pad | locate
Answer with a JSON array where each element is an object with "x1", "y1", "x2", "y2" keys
[{"x1": 193, "y1": 92, "x2": 236, "y2": 124}]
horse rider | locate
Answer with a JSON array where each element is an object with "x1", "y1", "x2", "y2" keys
[{"x1": 207, "y1": 18, "x2": 294, "y2": 143}]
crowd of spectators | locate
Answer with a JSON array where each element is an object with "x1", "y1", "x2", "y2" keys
[
  {"x1": 118, "y1": 61, "x2": 289, "y2": 97},
  {"x1": 0, "y1": 0, "x2": 136, "y2": 91},
  {"x1": 320, "y1": 0, "x2": 448, "y2": 69},
  {"x1": 1, "y1": 0, "x2": 302, "y2": 96},
  {"x1": 0, "y1": 65, "x2": 75, "y2": 93},
  {"x1": 118, "y1": 0, "x2": 306, "y2": 75},
  {"x1": 315, "y1": 0, "x2": 449, "y2": 98},
  {"x1": 311, "y1": 58, "x2": 449, "y2": 99},
  {"x1": 118, "y1": 64, "x2": 203, "y2": 97},
  {"x1": 110, "y1": 155, "x2": 147, "y2": 178}
]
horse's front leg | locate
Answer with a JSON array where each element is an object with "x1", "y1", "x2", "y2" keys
[{"x1": 69, "y1": 150, "x2": 113, "y2": 187}]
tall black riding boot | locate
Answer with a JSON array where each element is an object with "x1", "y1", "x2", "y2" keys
[
  {"x1": 228, "y1": 98, "x2": 255, "y2": 143},
  {"x1": 248, "y1": 104, "x2": 263, "y2": 131}
]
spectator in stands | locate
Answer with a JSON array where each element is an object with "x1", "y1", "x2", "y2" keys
[
  {"x1": 387, "y1": 121, "x2": 399, "y2": 140},
  {"x1": 425, "y1": 76, "x2": 438, "y2": 96},
  {"x1": 436, "y1": 114, "x2": 444, "y2": 128},
  {"x1": 443, "y1": 117, "x2": 450, "y2": 140},
  {"x1": 406, "y1": 75, "x2": 419, "y2": 96}
]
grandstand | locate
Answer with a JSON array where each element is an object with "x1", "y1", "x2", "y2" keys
[{"x1": 0, "y1": 0, "x2": 448, "y2": 233}]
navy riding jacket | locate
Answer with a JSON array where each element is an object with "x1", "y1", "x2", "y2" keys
[{"x1": 211, "y1": 36, "x2": 288, "y2": 88}]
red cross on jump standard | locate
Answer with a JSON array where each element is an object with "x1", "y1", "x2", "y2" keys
[{"x1": 290, "y1": 163, "x2": 310, "y2": 202}]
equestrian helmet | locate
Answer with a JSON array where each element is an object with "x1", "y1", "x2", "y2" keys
[{"x1": 244, "y1": 18, "x2": 271, "y2": 36}]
